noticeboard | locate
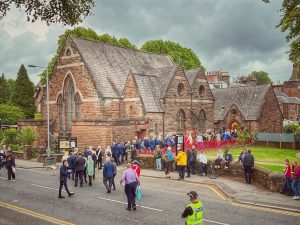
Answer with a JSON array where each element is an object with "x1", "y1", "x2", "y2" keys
[{"x1": 58, "y1": 137, "x2": 77, "y2": 150}]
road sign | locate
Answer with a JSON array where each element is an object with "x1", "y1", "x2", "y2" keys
[{"x1": 43, "y1": 156, "x2": 56, "y2": 167}]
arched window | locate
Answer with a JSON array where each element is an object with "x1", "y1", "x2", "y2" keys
[
  {"x1": 177, "y1": 83, "x2": 184, "y2": 96},
  {"x1": 75, "y1": 93, "x2": 81, "y2": 119},
  {"x1": 177, "y1": 109, "x2": 186, "y2": 132},
  {"x1": 199, "y1": 85, "x2": 205, "y2": 96},
  {"x1": 65, "y1": 48, "x2": 72, "y2": 56},
  {"x1": 57, "y1": 95, "x2": 64, "y2": 132},
  {"x1": 199, "y1": 110, "x2": 206, "y2": 132},
  {"x1": 64, "y1": 76, "x2": 75, "y2": 131}
]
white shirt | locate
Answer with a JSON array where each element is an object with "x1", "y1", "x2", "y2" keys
[{"x1": 198, "y1": 153, "x2": 207, "y2": 164}]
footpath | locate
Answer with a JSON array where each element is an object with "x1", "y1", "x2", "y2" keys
[{"x1": 14, "y1": 159, "x2": 300, "y2": 213}]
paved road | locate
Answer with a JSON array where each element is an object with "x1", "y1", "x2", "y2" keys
[{"x1": 0, "y1": 167, "x2": 299, "y2": 225}]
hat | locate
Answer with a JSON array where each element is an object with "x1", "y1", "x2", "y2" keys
[
  {"x1": 187, "y1": 191, "x2": 198, "y2": 199},
  {"x1": 132, "y1": 160, "x2": 140, "y2": 166}
]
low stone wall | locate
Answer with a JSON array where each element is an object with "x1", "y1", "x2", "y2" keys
[
  {"x1": 137, "y1": 155, "x2": 284, "y2": 192},
  {"x1": 12, "y1": 151, "x2": 24, "y2": 159}
]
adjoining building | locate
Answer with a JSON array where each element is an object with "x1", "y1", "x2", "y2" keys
[
  {"x1": 34, "y1": 36, "x2": 214, "y2": 148},
  {"x1": 212, "y1": 85, "x2": 283, "y2": 132}
]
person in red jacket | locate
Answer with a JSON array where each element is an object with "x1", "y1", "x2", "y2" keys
[
  {"x1": 291, "y1": 161, "x2": 300, "y2": 200},
  {"x1": 280, "y1": 159, "x2": 293, "y2": 195},
  {"x1": 131, "y1": 160, "x2": 140, "y2": 177}
]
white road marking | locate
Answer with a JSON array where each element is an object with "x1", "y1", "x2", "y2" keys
[
  {"x1": 204, "y1": 219, "x2": 230, "y2": 225},
  {"x1": 97, "y1": 197, "x2": 163, "y2": 212},
  {"x1": 30, "y1": 183, "x2": 230, "y2": 224}
]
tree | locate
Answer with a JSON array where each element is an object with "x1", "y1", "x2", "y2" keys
[
  {"x1": 0, "y1": 104, "x2": 26, "y2": 125},
  {"x1": 7, "y1": 78, "x2": 15, "y2": 102},
  {"x1": 0, "y1": 0, "x2": 95, "y2": 26},
  {"x1": 0, "y1": 73, "x2": 10, "y2": 104},
  {"x1": 264, "y1": 0, "x2": 300, "y2": 66},
  {"x1": 141, "y1": 40, "x2": 205, "y2": 71},
  {"x1": 40, "y1": 27, "x2": 137, "y2": 84},
  {"x1": 251, "y1": 71, "x2": 272, "y2": 85},
  {"x1": 11, "y1": 65, "x2": 35, "y2": 118}
]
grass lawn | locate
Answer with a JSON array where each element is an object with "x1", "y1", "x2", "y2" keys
[
  {"x1": 205, "y1": 146, "x2": 300, "y2": 164},
  {"x1": 255, "y1": 164, "x2": 284, "y2": 173}
]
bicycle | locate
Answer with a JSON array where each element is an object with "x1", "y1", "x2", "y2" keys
[{"x1": 207, "y1": 162, "x2": 220, "y2": 179}]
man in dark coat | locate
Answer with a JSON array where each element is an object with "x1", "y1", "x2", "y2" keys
[
  {"x1": 103, "y1": 159, "x2": 115, "y2": 193},
  {"x1": 243, "y1": 150, "x2": 254, "y2": 184},
  {"x1": 6, "y1": 153, "x2": 16, "y2": 181},
  {"x1": 58, "y1": 160, "x2": 74, "y2": 198},
  {"x1": 74, "y1": 152, "x2": 86, "y2": 187}
]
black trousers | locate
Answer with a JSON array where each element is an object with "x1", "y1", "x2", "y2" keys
[
  {"x1": 124, "y1": 182, "x2": 138, "y2": 208},
  {"x1": 178, "y1": 165, "x2": 185, "y2": 179},
  {"x1": 75, "y1": 170, "x2": 84, "y2": 186},
  {"x1": 244, "y1": 165, "x2": 253, "y2": 184},
  {"x1": 59, "y1": 179, "x2": 71, "y2": 196},
  {"x1": 7, "y1": 166, "x2": 15, "y2": 180}
]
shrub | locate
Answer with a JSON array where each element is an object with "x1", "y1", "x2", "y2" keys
[
  {"x1": 3, "y1": 128, "x2": 18, "y2": 145},
  {"x1": 0, "y1": 104, "x2": 26, "y2": 125},
  {"x1": 34, "y1": 113, "x2": 43, "y2": 120},
  {"x1": 283, "y1": 124, "x2": 299, "y2": 133},
  {"x1": 18, "y1": 126, "x2": 39, "y2": 146}
]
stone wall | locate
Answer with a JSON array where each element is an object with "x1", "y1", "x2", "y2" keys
[{"x1": 137, "y1": 155, "x2": 285, "y2": 192}]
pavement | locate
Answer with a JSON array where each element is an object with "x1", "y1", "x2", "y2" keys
[{"x1": 14, "y1": 159, "x2": 300, "y2": 212}]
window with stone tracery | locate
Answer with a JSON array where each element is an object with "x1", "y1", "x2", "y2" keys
[
  {"x1": 177, "y1": 109, "x2": 186, "y2": 132},
  {"x1": 75, "y1": 93, "x2": 81, "y2": 119},
  {"x1": 64, "y1": 76, "x2": 75, "y2": 131}
]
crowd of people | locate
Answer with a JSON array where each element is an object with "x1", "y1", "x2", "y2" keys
[{"x1": 280, "y1": 159, "x2": 300, "y2": 200}]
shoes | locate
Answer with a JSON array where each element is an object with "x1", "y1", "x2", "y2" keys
[
  {"x1": 85, "y1": 180, "x2": 88, "y2": 183},
  {"x1": 279, "y1": 192, "x2": 285, "y2": 194},
  {"x1": 132, "y1": 205, "x2": 137, "y2": 210},
  {"x1": 80, "y1": 185, "x2": 83, "y2": 188},
  {"x1": 89, "y1": 183, "x2": 92, "y2": 186},
  {"x1": 113, "y1": 187, "x2": 116, "y2": 190},
  {"x1": 58, "y1": 196, "x2": 65, "y2": 199},
  {"x1": 68, "y1": 192, "x2": 74, "y2": 197},
  {"x1": 177, "y1": 178, "x2": 181, "y2": 180},
  {"x1": 74, "y1": 184, "x2": 77, "y2": 187},
  {"x1": 107, "y1": 190, "x2": 111, "y2": 193},
  {"x1": 186, "y1": 175, "x2": 191, "y2": 178},
  {"x1": 12, "y1": 179, "x2": 16, "y2": 182},
  {"x1": 292, "y1": 196, "x2": 299, "y2": 200},
  {"x1": 126, "y1": 207, "x2": 131, "y2": 211}
]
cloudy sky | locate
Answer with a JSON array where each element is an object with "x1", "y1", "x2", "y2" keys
[{"x1": 0, "y1": 0, "x2": 291, "y2": 84}]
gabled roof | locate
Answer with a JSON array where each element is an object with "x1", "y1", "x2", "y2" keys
[
  {"x1": 72, "y1": 37, "x2": 174, "y2": 98},
  {"x1": 275, "y1": 90, "x2": 300, "y2": 104},
  {"x1": 185, "y1": 69, "x2": 198, "y2": 87},
  {"x1": 212, "y1": 85, "x2": 270, "y2": 121}
]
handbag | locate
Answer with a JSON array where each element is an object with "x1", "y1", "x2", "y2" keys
[
  {"x1": 12, "y1": 167, "x2": 16, "y2": 173},
  {"x1": 136, "y1": 186, "x2": 142, "y2": 201}
]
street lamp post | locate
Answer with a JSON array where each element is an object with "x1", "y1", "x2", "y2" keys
[{"x1": 28, "y1": 64, "x2": 50, "y2": 157}]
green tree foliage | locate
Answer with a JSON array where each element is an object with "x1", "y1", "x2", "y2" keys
[
  {"x1": 0, "y1": 0, "x2": 95, "y2": 26},
  {"x1": 7, "y1": 78, "x2": 15, "y2": 102},
  {"x1": 141, "y1": 40, "x2": 205, "y2": 71},
  {"x1": 11, "y1": 65, "x2": 35, "y2": 118},
  {"x1": 0, "y1": 104, "x2": 26, "y2": 125},
  {"x1": 3, "y1": 128, "x2": 18, "y2": 145},
  {"x1": 18, "y1": 126, "x2": 39, "y2": 145},
  {"x1": 40, "y1": 27, "x2": 137, "y2": 84},
  {"x1": 283, "y1": 123, "x2": 299, "y2": 133},
  {"x1": 264, "y1": 0, "x2": 300, "y2": 66},
  {"x1": 0, "y1": 73, "x2": 10, "y2": 104},
  {"x1": 250, "y1": 71, "x2": 272, "y2": 84}
]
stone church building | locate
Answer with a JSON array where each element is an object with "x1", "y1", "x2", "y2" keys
[{"x1": 35, "y1": 36, "x2": 214, "y2": 148}]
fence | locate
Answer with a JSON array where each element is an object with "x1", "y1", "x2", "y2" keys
[{"x1": 256, "y1": 132, "x2": 299, "y2": 149}]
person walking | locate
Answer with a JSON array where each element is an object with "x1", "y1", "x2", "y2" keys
[
  {"x1": 131, "y1": 160, "x2": 141, "y2": 177},
  {"x1": 58, "y1": 160, "x2": 74, "y2": 198},
  {"x1": 291, "y1": 161, "x2": 300, "y2": 200},
  {"x1": 111, "y1": 158, "x2": 117, "y2": 190},
  {"x1": 74, "y1": 152, "x2": 85, "y2": 187},
  {"x1": 176, "y1": 148, "x2": 187, "y2": 180},
  {"x1": 280, "y1": 159, "x2": 293, "y2": 195},
  {"x1": 86, "y1": 155, "x2": 94, "y2": 186},
  {"x1": 243, "y1": 150, "x2": 254, "y2": 184},
  {"x1": 103, "y1": 158, "x2": 115, "y2": 193},
  {"x1": 120, "y1": 163, "x2": 139, "y2": 211},
  {"x1": 154, "y1": 145, "x2": 162, "y2": 171},
  {"x1": 6, "y1": 153, "x2": 16, "y2": 181},
  {"x1": 181, "y1": 191, "x2": 203, "y2": 225}
]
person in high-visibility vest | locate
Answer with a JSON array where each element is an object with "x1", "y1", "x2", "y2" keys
[{"x1": 181, "y1": 191, "x2": 203, "y2": 225}]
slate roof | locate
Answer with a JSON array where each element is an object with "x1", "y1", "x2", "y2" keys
[
  {"x1": 73, "y1": 37, "x2": 174, "y2": 99},
  {"x1": 212, "y1": 85, "x2": 270, "y2": 121},
  {"x1": 274, "y1": 90, "x2": 300, "y2": 104}
]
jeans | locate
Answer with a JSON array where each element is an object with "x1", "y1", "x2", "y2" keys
[
  {"x1": 59, "y1": 179, "x2": 71, "y2": 196},
  {"x1": 190, "y1": 160, "x2": 196, "y2": 174},
  {"x1": 124, "y1": 182, "x2": 138, "y2": 208},
  {"x1": 292, "y1": 178, "x2": 300, "y2": 196},
  {"x1": 187, "y1": 163, "x2": 191, "y2": 176},
  {"x1": 103, "y1": 177, "x2": 113, "y2": 191},
  {"x1": 200, "y1": 162, "x2": 207, "y2": 175},
  {"x1": 156, "y1": 158, "x2": 162, "y2": 171},
  {"x1": 281, "y1": 177, "x2": 292, "y2": 194}
]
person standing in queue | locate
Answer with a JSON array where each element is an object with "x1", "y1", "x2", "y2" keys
[
  {"x1": 58, "y1": 160, "x2": 74, "y2": 198},
  {"x1": 120, "y1": 163, "x2": 139, "y2": 211},
  {"x1": 176, "y1": 148, "x2": 187, "y2": 180},
  {"x1": 182, "y1": 191, "x2": 203, "y2": 225},
  {"x1": 74, "y1": 152, "x2": 85, "y2": 187},
  {"x1": 6, "y1": 153, "x2": 16, "y2": 181}
]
